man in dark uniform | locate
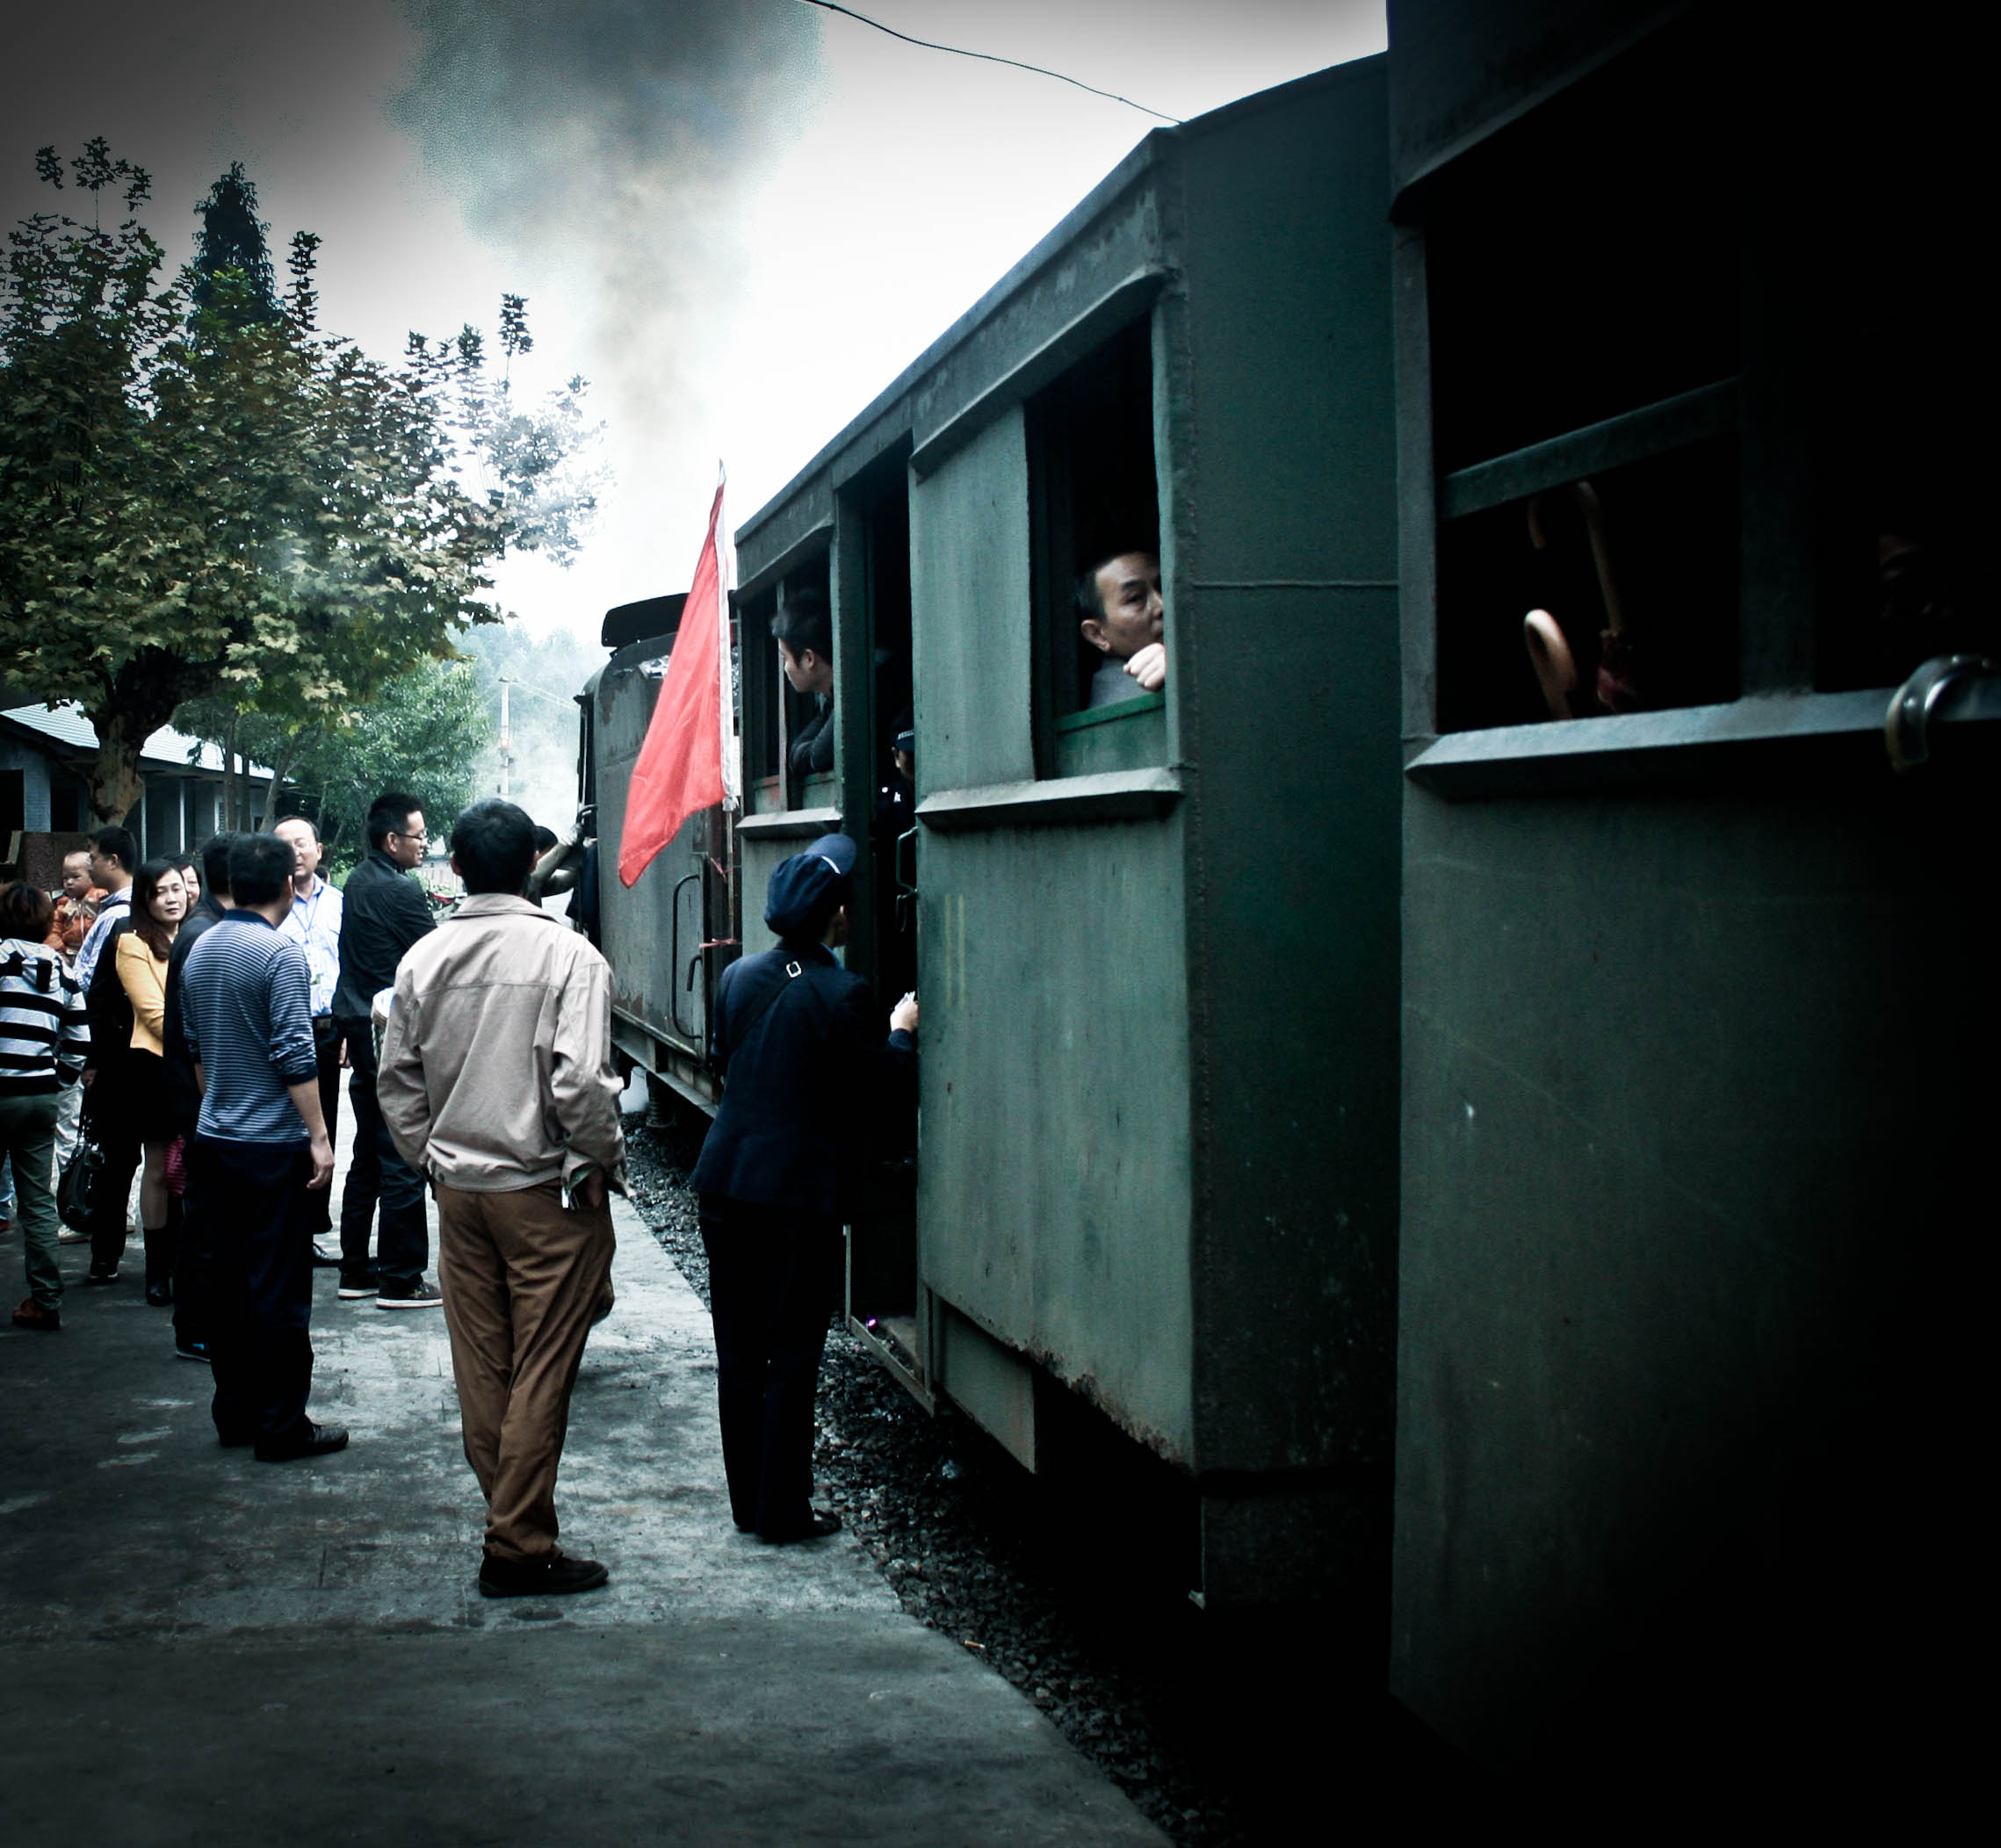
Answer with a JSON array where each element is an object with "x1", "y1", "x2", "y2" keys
[
  {"x1": 331, "y1": 790, "x2": 439, "y2": 1308},
  {"x1": 690, "y1": 834, "x2": 917, "y2": 1543}
]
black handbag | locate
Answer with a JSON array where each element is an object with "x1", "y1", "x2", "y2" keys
[{"x1": 57, "y1": 1128, "x2": 104, "y2": 1231}]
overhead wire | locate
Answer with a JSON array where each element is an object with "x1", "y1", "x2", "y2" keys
[{"x1": 794, "y1": 1, "x2": 1184, "y2": 125}]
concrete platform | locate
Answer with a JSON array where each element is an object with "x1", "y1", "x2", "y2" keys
[{"x1": 0, "y1": 1123, "x2": 1161, "y2": 1845}]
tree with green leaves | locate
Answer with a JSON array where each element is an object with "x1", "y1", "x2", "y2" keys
[
  {"x1": 190, "y1": 161, "x2": 278, "y2": 326},
  {"x1": 0, "y1": 141, "x2": 599, "y2": 822}
]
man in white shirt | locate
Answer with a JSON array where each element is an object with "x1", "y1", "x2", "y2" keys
[
  {"x1": 74, "y1": 826, "x2": 134, "y2": 993},
  {"x1": 274, "y1": 817, "x2": 345, "y2": 1262}
]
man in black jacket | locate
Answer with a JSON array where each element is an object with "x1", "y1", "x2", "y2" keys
[
  {"x1": 690, "y1": 834, "x2": 917, "y2": 1542},
  {"x1": 332, "y1": 792, "x2": 439, "y2": 1308},
  {"x1": 161, "y1": 831, "x2": 236, "y2": 1361}
]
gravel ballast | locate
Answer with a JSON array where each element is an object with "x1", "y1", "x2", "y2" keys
[{"x1": 625, "y1": 1119, "x2": 1466, "y2": 1842}]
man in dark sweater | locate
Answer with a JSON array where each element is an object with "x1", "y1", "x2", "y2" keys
[
  {"x1": 690, "y1": 834, "x2": 917, "y2": 1542},
  {"x1": 332, "y1": 790, "x2": 439, "y2": 1309},
  {"x1": 179, "y1": 834, "x2": 342, "y2": 1461}
]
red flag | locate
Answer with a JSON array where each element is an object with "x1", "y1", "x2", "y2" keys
[{"x1": 618, "y1": 474, "x2": 733, "y2": 886}]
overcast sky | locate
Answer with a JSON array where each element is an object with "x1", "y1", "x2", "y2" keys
[{"x1": 4, "y1": 1, "x2": 1387, "y2": 640}]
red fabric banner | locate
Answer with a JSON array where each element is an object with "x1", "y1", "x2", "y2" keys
[{"x1": 618, "y1": 478, "x2": 727, "y2": 886}]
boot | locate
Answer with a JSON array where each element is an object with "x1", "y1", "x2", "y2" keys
[{"x1": 143, "y1": 1206, "x2": 177, "y2": 1307}]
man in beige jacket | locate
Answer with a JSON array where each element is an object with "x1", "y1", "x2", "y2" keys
[{"x1": 378, "y1": 798, "x2": 626, "y2": 1599}]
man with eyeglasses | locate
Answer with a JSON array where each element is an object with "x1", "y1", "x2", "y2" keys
[{"x1": 330, "y1": 791, "x2": 441, "y2": 1309}]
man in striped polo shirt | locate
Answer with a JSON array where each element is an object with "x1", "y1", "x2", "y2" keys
[
  {"x1": 4, "y1": 883, "x2": 90, "y2": 1332},
  {"x1": 179, "y1": 834, "x2": 343, "y2": 1462}
]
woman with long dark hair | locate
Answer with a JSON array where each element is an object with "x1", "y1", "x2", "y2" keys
[{"x1": 116, "y1": 858, "x2": 188, "y2": 1306}]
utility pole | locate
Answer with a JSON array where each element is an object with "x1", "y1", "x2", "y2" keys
[{"x1": 498, "y1": 675, "x2": 514, "y2": 798}]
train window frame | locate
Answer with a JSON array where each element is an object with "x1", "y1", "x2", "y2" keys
[
  {"x1": 738, "y1": 581, "x2": 784, "y2": 812},
  {"x1": 738, "y1": 552, "x2": 835, "y2": 816},
  {"x1": 1024, "y1": 314, "x2": 1165, "y2": 783},
  {"x1": 1398, "y1": 13, "x2": 1994, "y2": 795}
]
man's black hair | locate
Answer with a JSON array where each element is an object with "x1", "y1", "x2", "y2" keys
[
  {"x1": 228, "y1": 832, "x2": 296, "y2": 907},
  {"x1": 200, "y1": 831, "x2": 238, "y2": 898},
  {"x1": 1073, "y1": 549, "x2": 1157, "y2": 628},
  {"x1": 451, "y1": 799, "x2": 538, "y2": 896},
  {"x1": 366, "y1": 791, "x2": 422, "y2": 851},
  {"x1": 88, "y1": 824, "x2": 136, "y2": 870},
  {"x1": 272, "y1": 813, "x2": 320, "y2": 841},
  {"x1": 769, "y1": 588, "x2": 832, "y2": 662},
  {"x1": 532, "y1": 825, "x2": 559, "y2": 855}
]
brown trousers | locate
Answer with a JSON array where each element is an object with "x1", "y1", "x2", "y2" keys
[{"x1": 437, "y1": 1180, "x2": 614, "y2": 1563}]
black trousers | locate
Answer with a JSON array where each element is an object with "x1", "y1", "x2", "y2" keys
[
  {"x1": 172, "y1": 1148, "x2": 212, "y2": 1348},
  {"x1": 189, "y1": 1136, "x2": 318, "y2": 1447},
  {"x1": 336, "y1": 1022, "x2": 427, "y2": 1287},
  {"x1": 82, "y1": 1065, "x2": 142, "y2": 1272},
  {"x1": 699, "y1": 1197, "x2": 843, "y2": 1541},
  {"x1": 299, "y1": 1018, "x2": 343, "y2": 1237}
]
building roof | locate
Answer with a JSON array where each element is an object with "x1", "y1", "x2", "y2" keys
[{"x1": 0, "y1": 703, "x2": 273, "y2": 780}]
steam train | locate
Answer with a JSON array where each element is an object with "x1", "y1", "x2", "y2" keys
[{"x1": 576, "y1": 2, "x2": 1991, "y2": 1780}]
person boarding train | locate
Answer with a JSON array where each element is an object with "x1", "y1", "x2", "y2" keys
[{"x1": 690, "y1": 833, "x2": 918, "y2": 1544}]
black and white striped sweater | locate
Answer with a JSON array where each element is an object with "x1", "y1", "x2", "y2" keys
[{"x1": 0, "y1": 936, "x2": 89, "y2": 1096}]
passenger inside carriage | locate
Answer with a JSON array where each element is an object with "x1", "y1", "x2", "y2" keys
[
  {"x1": 772, "y1": 588, "x2": 835, "y2": 775},
  {"x1": 1077, "y1": 549, "x2": 1167, "y2": 707}
]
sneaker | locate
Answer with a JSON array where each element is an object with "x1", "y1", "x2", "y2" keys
[
  {"x1": 337, "y1": 1273, "x2": 379, "y2": 1300},
  {"x1": 57, "y1": 1228, "x2": 91, "y2": 1245},
  {"x1": 253, "y1": 1422, "x2": 350, "y2": 1462},
  {"x1": 477, "y1": 1551, "x2": 609, "y2": 1599},
  {"x1": 175, "y1": 1337, "x2": 212, "y2": 1364},
  {"x1": 83, "y1": 1262, "x2": 119, "y2": 1287},
  {"x1": 376, "y1": 1278, "x2": 444, "y2": 1310},
  {"x1": 11, "y1": 1296, "x2": 61, "y2": 1332}
]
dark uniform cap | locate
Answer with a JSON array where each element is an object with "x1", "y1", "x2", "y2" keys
[{"x1": 764, "y1": 833, "x2": 856, "y2": 937}]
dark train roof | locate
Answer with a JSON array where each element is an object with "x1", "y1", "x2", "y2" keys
[
  {"x1": 602, "y1": 595, "x2": 684, "y2": 650},
  {"x1": 602, "y1": 591, "x2": 738, "y2": 651}
]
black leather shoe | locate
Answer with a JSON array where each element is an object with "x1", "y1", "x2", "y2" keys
[
  {"x1": 253, "y1": 1422, "x2": 349, "y2": 1462},
  {"x1": 144, "y1": 1281, "x2": 172, "y2": 1307},
  {"x1": 477, "y1": 1551, "x2": 610, "y2": 1599},
  {"x1": 762, "y1": 1512, "x2": 842, "y2": 1544}
]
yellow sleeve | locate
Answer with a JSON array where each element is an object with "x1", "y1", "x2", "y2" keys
[{"x1": 118, "y1": 932, "x2": 169, "y2": 1040}]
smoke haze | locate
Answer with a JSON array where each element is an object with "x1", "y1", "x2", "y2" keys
[{"x1": 389, "y1": 1, "x2": 820, "y2": 490}]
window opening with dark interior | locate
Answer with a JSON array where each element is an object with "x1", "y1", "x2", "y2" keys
[
  {"x1": 1425, "y1": 18, "x2": 1742, "y2": 732},
  {"x1": 740, "y1": 582, "x2": 782, "y2": 809},
  {"x1": 856, "y1": 469, "x2": 914, "y2": 1006},
  {"x1": 1028, "y1": 314, "x2": 1163, "y2": 776},
  {"x1": 1796, "y1": 28, "x2": 1986, "y2": 692},
  {"x1": 775, "y1": 559, "x2": 834, "y2": 808}
]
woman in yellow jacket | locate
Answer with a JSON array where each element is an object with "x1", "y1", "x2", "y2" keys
[{"x1": 117, "y1": 859, "x2": 188, "y2": 1308}]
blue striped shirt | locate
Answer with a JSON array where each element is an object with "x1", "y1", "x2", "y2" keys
[{"x1": 179, "y1": 913, "x2": 319, "y2": 1144}]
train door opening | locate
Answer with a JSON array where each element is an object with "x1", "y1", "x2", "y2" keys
[{"x1": 838, "y1": 450, "x2": 922, "y2": 1396}]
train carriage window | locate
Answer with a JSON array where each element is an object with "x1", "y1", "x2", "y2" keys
[
  {"x1": 1425, "y1": 22, "x2": 1742, "y2": 732},
  {"x1": 1027, "y1": 316, "x2": 1163, "y2": 778},
  {"x1": 1421, "y1": 14, "x2": 1992, "y2": 734},
  {"x1": 776, "y1": 559, "x2": 835, "y2": 808},
  {"x1": 740, "y1": 583, "x2": 784, "y2": 811},
  {"x1": 741, "y1": 559, "x2": 835, "y2": 812}
]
